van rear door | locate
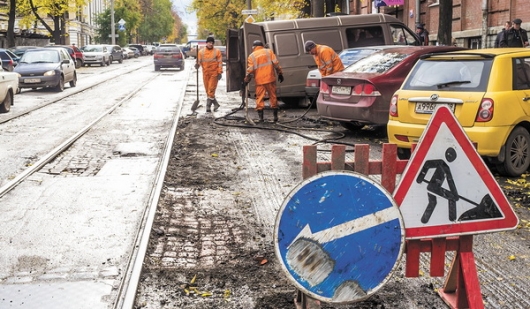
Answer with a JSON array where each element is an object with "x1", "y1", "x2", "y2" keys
[
  {"x1": 226, "y1": 29, "x2": 243, "y2": 92},
  {"x1": 226, "y1": 23, "x2": 265, "y2": 93}
]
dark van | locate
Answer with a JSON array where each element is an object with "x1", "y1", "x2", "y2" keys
[{"x1": 226, "y1": 13, "x2": 421, "y2": 105}]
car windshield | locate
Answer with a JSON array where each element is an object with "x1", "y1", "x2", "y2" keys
[
  {"x1": 84, "y1": 46, "x2": 103, "y2": 52},
  {"x1": 21, "y1": 51, "x2": 59, "y2": 63},
  {"x1": 402, "y1": 59, "x2": 491, "y2": 91},
  {"x1": 343, "y1": 51, "x2": 409, "y2": 74}
]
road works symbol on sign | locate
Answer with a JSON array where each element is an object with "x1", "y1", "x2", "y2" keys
[
  {"x1": 274, "y1": 171, "x2": 405, "y2": 304},
  {"x1": 394, "y1": 106, "x2": 519, "y2": 239}
]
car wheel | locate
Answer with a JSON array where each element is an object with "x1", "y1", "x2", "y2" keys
[
  {"x1": 119, "y1": 57, "x2": 123, "y2": 64},
  {"x1": 55, "y1": 76, "x2": 65, "y2": 92},
  {"x1": 109, "y1": 56, "x2": 113, "y2": 63},
  {"x1": 0, "y1": 90, "x2": 13, "y2": 113},
  {"x1": 155, "y1": 65, "x2": 160, "y2": 71},
  {"x1": 180, "y1": 63, "x2": 185, "y2": 70},
  {"x1": 496, "y1": 126, "x2": 530, "y2": 177},
  {"x1": 70, "y1": 72, "x2": 77, "y2": 88},
  {"x1": 76, "y1": 59, "x2": 82, "y2": 69},
  {"x1": 101, "y1": 61, "x2": 106, "y2": 67},
  {"x1": 397, "y1": 148, "x2": 411, "y2": 160},
  {"x1": 107, "y1": 58, "x2": 111, "y2": 66},
  {"x1": 340, "y1": 121, "x2": 365, "y2": 131}
]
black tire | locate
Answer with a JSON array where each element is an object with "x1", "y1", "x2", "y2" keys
[
  {"x1": 496, "y1": 126, "x2": 530, "y2": 177},
  {"x1": 109, "y1": 56, "x2": 113, "y2": 63},
  {"x1": 101, "y1": 61, "x2": 106, "y2": 67},
  {"x1": 55, "y1": 76, "x2": 64, "y2": 92},
  {"x1": 340, "y1": 121, "x2": 365, "y2": 131},
  {"x1": 397, "y1": 148, "x2": 411, "y2": 160},
  {"x1": 70, "y1": 72, "x2": 77, "y2": 87},
  {"x1": 0, "y1": 90, "x2": 12, "y2": 113},
  {"x1": 154, "y1": 65, "x2": 160, "y2": 71},
  {"x1": 119, "y1": 57, "x2": 123, "y2": 64},
  {"x1": 76, "y1": 59, "x2": 82, "y2": 69}
]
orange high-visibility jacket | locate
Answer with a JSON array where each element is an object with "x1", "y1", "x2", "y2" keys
[
  {"x1": 246, "y1": 46, "x2": 283, "y2": 85},
  {"x1": 313, "y1": 44, "x2": 344, "y2": 77},
  {"x1": 198, "y1": 47, "x2": 223, "y2": 75}
]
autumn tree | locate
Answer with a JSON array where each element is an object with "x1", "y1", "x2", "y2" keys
[
  {"x1": 190, "y1": 0, "x2": 305, "y2": 42},
  {"x1": 137, "y1": 0, "x2": 175, "y2": 43},
  {"x1": 16, "y1": 0, "x2": 87, "y2": 44},
  {"x1": 95, "y1": 0, "x2": 142, "y2": 45}
]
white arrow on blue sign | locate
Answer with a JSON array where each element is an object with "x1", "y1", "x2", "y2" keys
[{"x1": 274, "y1": 171, "x2": 405, "y2": 303}]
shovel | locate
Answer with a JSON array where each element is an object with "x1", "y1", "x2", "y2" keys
[
  {"x1": 191, "y1": 59, "x2": 200, "y2": 112},
  {"x1": 244, "y1": 83, "x2": 255, "y2": 125}
]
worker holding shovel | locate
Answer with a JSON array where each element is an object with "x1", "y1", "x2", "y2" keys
[{"x1": 195, "y1": 36, "x2": 223, "y2": 112}]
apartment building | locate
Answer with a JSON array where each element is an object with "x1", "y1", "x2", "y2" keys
[{"x1": 350, "y1": 0, "x2": 528, "y2": 48}]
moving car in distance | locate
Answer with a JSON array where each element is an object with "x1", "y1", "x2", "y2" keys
[
  {"x1": 316, "y1": 45, "x2": 464, "y2": 131},
  {"x1": 387, "y1": 49, "x2": 530, "y2": 177},
  {"x1": 153, "y1": 44, "x2": 185, "y2": 71}
]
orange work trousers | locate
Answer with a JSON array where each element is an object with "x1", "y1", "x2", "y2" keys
[
  {"x1": 255, "y1": 82, "x2": 278, "y2": 111},
  {"x1": 203, "y1": 72, "x2": 219, "y2": 99}
]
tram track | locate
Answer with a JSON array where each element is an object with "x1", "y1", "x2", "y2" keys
[
  {"x1": 0, "y1": 58, "x2": 190, "y2": 308},
  {"x1": 0, "y1": 62, "x2": 151, "y2": 125}
]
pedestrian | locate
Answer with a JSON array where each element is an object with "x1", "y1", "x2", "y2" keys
[
  {"x1": 494, "y1": 21, "x2": 512, "y2": 48},
  {"x1": 304, "y1": 40, "x2": 344, "y2": 77},
  {"x1": 415, "y1": 23, "x2": 429, "y2": 46},
  {"x1": 194, "y1": 36, "x2": 223, "y2": 112},
  {"x1": 243, "y1": 40, "x2": 284, "y2": 123},
  {"x1": 500, "y1": 18, "x2": 529, "y2": 47}
]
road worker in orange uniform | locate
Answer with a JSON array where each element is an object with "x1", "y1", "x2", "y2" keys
[
  {"x1": 244, "y1": 40, "x2": 284, "y2": 122},
  {"x1": 304, "y1": 40, "x2": 344, "y2": 77},
  {"x1": 195, "y1": 36, "x2": 223, "y2": 112}
]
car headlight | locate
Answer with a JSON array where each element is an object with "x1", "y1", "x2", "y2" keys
[{"x1": 44, "y1": 70, "x2": 56, "y2": 76}]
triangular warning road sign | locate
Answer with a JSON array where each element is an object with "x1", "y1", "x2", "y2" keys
[{"x1": 394, "y1": 106, "x2": 519, "y2": 239}]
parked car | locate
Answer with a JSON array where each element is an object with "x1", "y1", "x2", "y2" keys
[
  {"x1": 129, "y1": 47, "x2": 141, "y2": 58},
  {"x1": 104, "y1": 44, "x2": 123, "y2": 63},
  {"x1": 128, "y1": 44, "x2": 145, "y2": 56},
  {"x1": 122, "y1": 47, "x2": 134, "y2": 59},
  {"x1": 305, "y1": 46, "x2": 399, "y2": 99},
  {"x1": 0, "y1": 66, "x2": 19, "y2": 113},
  {"x1": 316, "y1": 46, "x2": 464, "y2": 131},
  {"x1": 0, "y1": 49, "x2": 16, "y2": 71},
  {"x1": 82, "y1": 45, "x2": 111, "y2": 66},
  {"x1": 144, "y1": 45, "x2": 156, "y2": 55},
  {"x1": 15, "y1": 48, "x2": 77, "y2": 92},
  {"x1": 3, "y1": 49, "x2": 21, "y2": 65},
  {"x1": 153, "y1": 44, "x2": 185, "y2": 71},
  {"x1": 387, "y1": 49, "x2": 530, "y2": 177},
  {"x1": 10, "y1": 46, "x2": 38, "y2": 58},
  {"x1": 44, "y1": 45, "x2": 84, "y2": 68}
]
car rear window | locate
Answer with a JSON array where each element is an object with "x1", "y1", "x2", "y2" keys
[
  {"x1": 157, "y1": 47, "x2": 179, "y2": 53},
  {"x1": 344, "y1": 51, "x2": 409, "y2": 74},
  {"x1": 402, "y1": 59, "x2": 492, "y2": 92}
]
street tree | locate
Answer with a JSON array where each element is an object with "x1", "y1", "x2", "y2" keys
[
  {"x1": 16, "y1": 0, "x2": 87, "y2": 44},
  {"x1": 138, "y1": 0, "x2": 175, "y2": 43},
  {"x1": 190, "y1": 0, "x2": 305, "y2": 42},
  {"x1": 437, "y1": 0, "x2": 453, "y2": 45},
  {"x1": 95, "y1": 0, "x2": 142, "y2": 45}
]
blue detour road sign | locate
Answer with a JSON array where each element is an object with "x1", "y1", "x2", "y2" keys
[{"x1": 274, "y1": 171, "x2": 404, "y2": 303}]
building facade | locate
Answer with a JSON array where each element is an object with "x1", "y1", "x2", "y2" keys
[{"x1": 349, "y1": 0, "x2": 529, "y2": 48}]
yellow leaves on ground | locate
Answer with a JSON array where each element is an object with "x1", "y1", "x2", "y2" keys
[
  {"x1": 211, "y1": 153, "x2": 219, "y2": 157},
  {"x1": 181, "y1": 275, "x2": 231, "y2": 299},
  {"x1": 508, "y1": 254, "x2": 516, "y2": 261}
]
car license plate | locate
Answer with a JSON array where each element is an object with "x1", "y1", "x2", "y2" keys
[
  {"x1": 331, "y1": 86, "x2": 351, "y2": 95},
  {"x1": 415, "y1": 102, "x2": 455, "y2": 114},
  {"x1": 24, "y1": 78, "x2": 41, "y2": 83}
]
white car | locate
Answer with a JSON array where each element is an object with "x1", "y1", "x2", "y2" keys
[
  {"x1": 0, "y1": 66, "x2": 19, "y2": 113},
  {"x1": 82, "y1": 45, "x2": 111, "y2": 67},
  {"x1": 305, "y1": 46, "x2": 398, "y2": 99}
]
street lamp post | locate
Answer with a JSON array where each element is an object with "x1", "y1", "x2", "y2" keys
[{"x1": 111, "y1": 0, "x2": 116, "y2": 45}]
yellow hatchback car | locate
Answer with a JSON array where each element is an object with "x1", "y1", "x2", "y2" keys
[{"x1": 388, "y1": 49, "x2": 530, "y2": 177}]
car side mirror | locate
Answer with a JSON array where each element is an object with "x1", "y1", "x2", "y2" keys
[{"x1": 62, "y1": 59, "x2": 70, "y2": 64}]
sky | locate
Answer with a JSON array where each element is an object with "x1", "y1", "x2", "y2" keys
[{"x1": 172, "y1": 0, "x2": 198, "y2": 36}]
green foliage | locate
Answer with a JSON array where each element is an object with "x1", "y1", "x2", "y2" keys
[
  {"x1": 138, "y1": 0, "x2": 175, "y2": 43},
  {"x1": 191, "y1": 0, "x2": 306, "y2": 42}
]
